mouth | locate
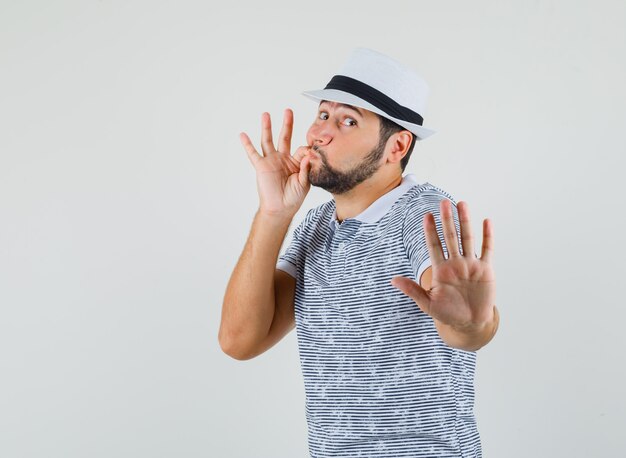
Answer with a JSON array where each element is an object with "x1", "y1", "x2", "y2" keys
[{"x1": 308, "y1": 148, "x2": 320, "y2": 159}]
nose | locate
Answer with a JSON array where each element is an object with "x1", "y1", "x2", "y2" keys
[{"x1": 307, "y1": 122, "x2": 332, "y2": 147}]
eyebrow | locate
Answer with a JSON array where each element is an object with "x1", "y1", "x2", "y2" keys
[{"x1": 318, "y1": 99, "x2": 365, "y2": 119}]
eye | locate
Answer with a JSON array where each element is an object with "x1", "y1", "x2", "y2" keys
[{"x1": 317, "y1": 111, "x2": 357, "y2": 127}]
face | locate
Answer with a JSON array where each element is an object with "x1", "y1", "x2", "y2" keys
[{"x1": 305, "y1": 100, "x2": 386, "y2": 195}]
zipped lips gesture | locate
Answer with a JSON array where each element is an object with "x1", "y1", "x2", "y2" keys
[
  {"x1": 390, "y1": 199, "x2": 499, "y2": 351},
  {"x1": 240, "y1": 109, "x2": 314, "y2": 218}
]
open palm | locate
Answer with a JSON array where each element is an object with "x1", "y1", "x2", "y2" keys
[{"x1": 391, "y1": 199, "x2": 496, "y2": 331}]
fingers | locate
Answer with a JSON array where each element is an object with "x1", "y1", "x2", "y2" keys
[
  {"x1": 277, "y1": 108, "x2": 293, "y2": 155},
  {"x1": 390, "y1": 276, "x2": 432, "y2": 316},
  {"x1": 260, "y1": 112, "x2": 276, "y2": 157},
  {"x1": 440, "y1": 199, "x2": 462, "y2": 258},
  {"x1": 424, "y1": 212, "x2": 446, "y2": 267},
  {"x1": 424, "y1": 198, "x2": 490, "y2": 267},
  {"x1": 298, "y1": 155, "x2": 310, "y2": 188},
  {"x1": 481, "y1": 218, "x2": 494, "y2": 264},
  {"x1": 240, "y1": 109, "x2": 303, "y2": 168},
  {"x1": 293, "y1": 145, "x2": 311, "y2": 163},
  {"x1": 239, "y1": 132, "x2": 261, "y2": 167},
  {"x1": 457, "y1": 201, "x2": 476, "y2": 260}
]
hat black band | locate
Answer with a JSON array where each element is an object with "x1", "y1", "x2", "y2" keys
[{"x1": 323, "y1": 75, "x2": 424, "y2": 126}]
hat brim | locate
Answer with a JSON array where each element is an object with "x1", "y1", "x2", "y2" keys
[{"x1": 301, "y1": 88, "x2": 436, "y2": 141}]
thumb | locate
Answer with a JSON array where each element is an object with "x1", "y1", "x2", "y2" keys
[
  {"x1": 293, "y1": 145, "x2": 311, "y2": 163},
  {"x1": 298, "y1": 156, "x2": 310, "y2": 188},
  {"x1": 390, "y1": 276, "x2": 431, "y2": 314}
]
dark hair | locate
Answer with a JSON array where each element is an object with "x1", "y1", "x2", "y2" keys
[{"x1": 377, "y1": 114, "x2": 417, "y2": 172}]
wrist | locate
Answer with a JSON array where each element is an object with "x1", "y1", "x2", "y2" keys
[{"x1": 256, "y1": 207, "x2": 295, "y2": 224}]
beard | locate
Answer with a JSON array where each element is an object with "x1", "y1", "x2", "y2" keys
[{"x1": 308, "y1": 136, "x2": 386, "y2": 195}]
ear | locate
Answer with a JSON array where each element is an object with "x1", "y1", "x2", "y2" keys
[{"x1": 386, "y1": 130, "x2": 413, "y2": 165}]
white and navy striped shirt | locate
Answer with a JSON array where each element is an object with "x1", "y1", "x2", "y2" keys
[{"x1": 277, "y1": 173, "x2": 481, "y2": 457}]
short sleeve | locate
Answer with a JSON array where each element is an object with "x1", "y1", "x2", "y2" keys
[
  {"x1": 402, "y1": 186, "x2": 466, "y2": 285},
  {"x1": 276, "y1": 215, "x2": 308, "y2": 279}
]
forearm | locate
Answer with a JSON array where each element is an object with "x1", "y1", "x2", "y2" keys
[
  {"x1": 434, "y1": 306, "x2": 499, "y2": 352},
  {"x1": 219, "y1": 209, "x2": 293, "y2": 355}
]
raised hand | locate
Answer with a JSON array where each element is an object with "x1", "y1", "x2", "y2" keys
[
  {"x1": 391, "y1": 199, "x2": 497, "y2": 349},
  {"x1": 240, "y1": 108, "x2": 314, "y2": 219}
]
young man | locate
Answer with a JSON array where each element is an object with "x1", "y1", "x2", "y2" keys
[{"x1": 219, "y1": 47, "x2": 499, "y2": 457}]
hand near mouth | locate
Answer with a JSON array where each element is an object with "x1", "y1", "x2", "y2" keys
[{"x1": 240, "y1": 108, "x2": 314, "y2": 219}]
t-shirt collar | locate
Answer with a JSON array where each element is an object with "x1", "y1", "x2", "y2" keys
[{"x1": 328, "y1": 173, "x2": 420, "y2": 228}]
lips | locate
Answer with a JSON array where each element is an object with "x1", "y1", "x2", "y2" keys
[{"x1": 308, "y1": 148, "x2": 320, "y2": 159}]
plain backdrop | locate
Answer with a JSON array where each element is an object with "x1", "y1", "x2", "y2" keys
[{"x1": 1, "y1": 1, "x2": 625, "y2": 457}]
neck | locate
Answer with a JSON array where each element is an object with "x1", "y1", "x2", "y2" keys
[{"x1": 333, "y1": 170, "x2": 403, "y2": 223}]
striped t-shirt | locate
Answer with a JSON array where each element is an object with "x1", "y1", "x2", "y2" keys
[{"x1": 276, "y1": 173, "x2": 481, "y2": 457}]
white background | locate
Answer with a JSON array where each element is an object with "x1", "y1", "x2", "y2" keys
[{"x1": 1, "y1": 1, "x2": 625, "y2": 456}]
